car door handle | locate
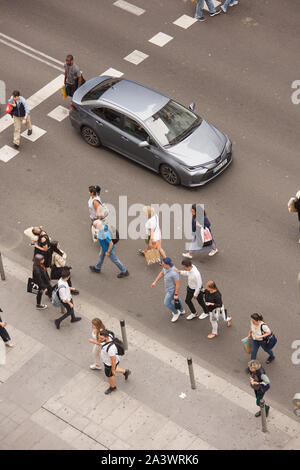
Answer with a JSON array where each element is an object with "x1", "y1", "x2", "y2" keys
[
  {"x1": 96, "y1": 121, "x2": 103, "y2": 126},
  {"x1": 121, "y1": 136, "x2": 128, "y2": 142}
]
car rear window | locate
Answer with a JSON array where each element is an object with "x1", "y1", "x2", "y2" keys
[{"x1": 82, "y1": 78, "x2": 122, "y2": 102}]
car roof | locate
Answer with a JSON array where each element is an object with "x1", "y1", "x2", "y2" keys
[{"x1": 99, "y1": 78, "x2": 170, "y2": 121}]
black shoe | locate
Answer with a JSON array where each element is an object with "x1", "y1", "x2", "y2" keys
[
  {"x1": 13, "y1": 144, "x2": 19, "y2": 149},
  {"x1": 124, "y1": 369, "x2": 131, "y2": 381},
  {"x1": 266, "y1": 406, "x2": 270, "y2": 417},
  {"x1": 89, "y1": 266, "x2": 101, "y2": 273},
  {"x1": 55, "y1": 319, "x2": 60, "y2": 330},
  {"x1": 27, "y1": 129, "x2": 32, "y2": 136},
  {"x1": 104, "y1": 386, "x2": 117, "y2": 395},
  {"x1": 71, "y1": 317, "x2": 81, "y2": 323},
  {"x1": 266, "y1": 356, "x2": 275, "y2": 364},
  {"x1": 197, "y1": 16, "x2": 206, "y2": 22},
  {"x1": 210, "y1": 9, "x2": 221, "y2": 16},
  {"x1": 72, "y1": 289, "x2": 80, "y2": 295},
  {"x1": 255, "y1": 411, "x2": 261, "y2": 418},
  {"x1": 117, "y1": 270, "x2": 129, "y2": 278}
]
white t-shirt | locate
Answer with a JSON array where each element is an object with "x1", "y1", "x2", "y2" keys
[
  {"x1": 251, "y1": 322, "x2": 270, "y2": 341},
  {"x1": 145, "y1": 214, "x2": 161, "y2": 242},
  {"x1": 101, "y1": 341, "x2": 119, "y2": 366},
  {"x1": 57, "y1": 279, "x2": 71, "y2": 303}
]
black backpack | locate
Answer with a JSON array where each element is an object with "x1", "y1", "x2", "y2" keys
[{"x1": 106, "y1": 337, "x2": 125, "y2": 356}]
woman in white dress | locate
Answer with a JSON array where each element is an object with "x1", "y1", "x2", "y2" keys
[{"x1": 139, "y1": 206, "x2": 166, "y2": 259}]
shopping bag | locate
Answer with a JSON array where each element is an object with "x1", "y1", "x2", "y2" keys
[
  {"x1": 288, "y1": 197, "x2": 297, "y2": 213},
  {"x1": 201, "y1": 227, "x2": 213, "y2": 247},
  {"x1": 0, "y1": 340, "x2": 6, "y2": 365},
  {"x1": 241, "y1": 336, "x2": 252, "y2": 354},
  {"x1": 27, "y1": 277, "x2": 39, "y2": 295},
  {"x1": 5, "y1": 103, "x2": 13, "y2": 114},
  {"x1": 61, "y1": 85, "x2": 67, "y2": 99},
  {"x1": 144, "y1": 248, "x2": 161, "y2": 266}
]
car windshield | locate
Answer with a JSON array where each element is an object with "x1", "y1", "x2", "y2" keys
[
  {"x1": 145, "y1": 100, "x2": 202, "y2": 147},
  {"x1": 82, "y1": 78, "x2": 121, "y2": 102}
]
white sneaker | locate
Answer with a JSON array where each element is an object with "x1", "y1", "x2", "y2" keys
[
  {"x1": 230, "y1": 0, "x2": 239, "y2": 6},
  {"x1": 199, "y1": 313, "x2": 209, "y2": 320},
  {"x1": 171, "y1": 312, "x2": 181, "y2": 323},
  {"x1": 221, "y1": 5, "x2": 227, "y2": 13},
  {"x1": 186, "y1": 313, "x2": 198, "y2": 320},
  {"x1": 180, "y1": 310, "x2": 186, "y2": 315},
  {"x1": 182, "y1": 253, "x2": 192, "y2": 259},
  {"x1": 90, "y1": 364, "x2": 101, "y2": 370},
  {"x1": 208, "y1": 248, "x2": 218, "y2": 256},
  {"x1": 5, "y1": 341, "x2": 14, "y2": 348}
]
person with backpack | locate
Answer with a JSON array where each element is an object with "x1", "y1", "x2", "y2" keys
[
  {"x1": 89, "y1": 221, "x2": 129, "y2": 278},
  {"x1": 248, "y1": 359, "x2": 270, "y2": 418},
  {"x1": 288, "y1": 190, "x2": 300, "y2": 243},
  {"x1": 54, "y1": 268, "x2": 81, "y2": 329},
  {"x1": 100, "y1": 329, "x2": 131, "y2": 395},
  {"x1": 32, "y1": 254, "x2": 53, "y2": 310},
  {"x1": 248, "y1": 313, "x2": 277, "y2": 364},
  {"x1": 88, "y1": 318, "x2": 114, "y2": 370}
]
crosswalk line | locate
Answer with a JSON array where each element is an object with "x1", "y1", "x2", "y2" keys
[
  {"x1": 100, "y1": 68, "x2": 124, "y2": 77},
  {"x1": 124, "y1": 50, "x2": 149, "y2": 65},
  {"x1": 21, "y1": 125, "x2": 46, "y2": 142},
  {"x1": 47, "y1": 105, "x2": 69, "y2": 122},
  {"x1": 113, "y1": 0, "x2": 145, "y2": 16},
  {"x1": 173, "y1": 14, "x2": 198, "y2": 29},
  {"x1": 0, "y1": 145, "x2": 19, "y2": 163},
  {"x1": 148, "y1": 32, "x2": 173, "y2": 47}
]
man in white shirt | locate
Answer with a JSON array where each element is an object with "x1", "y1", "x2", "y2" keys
[
  {"x1": 100, "y1": 330, "x2": 131, "y2": 395},
  {"x1": 54, "y1": 268, "x2": 81, "y2": 329},
  {"x1": 176, "y1": 259, "x2": 209, "y2": 320}
]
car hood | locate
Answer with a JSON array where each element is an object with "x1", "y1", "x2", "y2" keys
[{"x1": 167, "y1": 120, "x2": 226, "y2": 167}]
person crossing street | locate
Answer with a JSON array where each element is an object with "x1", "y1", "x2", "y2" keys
[
  {"x1": 175, "y1": 259, "x2": 208, "y2": 320},
  {"x1": 8, "y1": 90, "x2": 32, "y2": 149}
]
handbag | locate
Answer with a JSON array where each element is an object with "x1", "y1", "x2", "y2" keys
[
  {"x1": 27, "y1": 277, "x2": 39, "y2": 295},
  {"x1": 144, "y1": 248, "x2": 161, "y2": 266},
  {"x1": 5, "y1": 103, "x2": 13, "y2": 114},
  {"x1": 201, "y1": 227, "x2": 213, "y2": 247},
  {"x1": 241, "y1": 336, "x2": 252, "y2": 354},
  {"x1": 288, "y1": 197, "x2": 297, "y2": 213}
]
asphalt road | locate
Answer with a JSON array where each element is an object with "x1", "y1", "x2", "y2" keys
[{"x1": 0, "y1": 0, "x2": 299, "y2": 418}]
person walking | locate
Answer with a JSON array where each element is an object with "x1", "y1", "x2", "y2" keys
[
  {"x1": 221, "y1": 0, "x2": 239, "y2": 13},
  {"x1": 193, "y1": 0, "x2": 221, "y2": 22},
  {"x1": 32, "y1": 254, "x2": 52, "y2": 310},
  {"x1": 54, "y1": 268, "x2": 81, "y2": 329},
  {"x1": 151, "y1": 257, "x2": 185, "y2": 323},
  {"x1": 8, "y1": 90, "x2": 32, "y2": 149},
  {"x1": 139, "y1": 206, "x2": 166, "y2": 259},
  {"x1": 203, "y1": 280, "x2": 232, "y2": 339},
  {"x1": 88, "y1": 185, "x2": 109, "y2": 241},
  {"x1": 175, "y1": 259, "x2": 209, "y2": 320},
  {"x1": 30, "y1": 227, "x2": 52, "y2": 269},
  {"x1": 100, "y1": 330, "x2": 131, "y2": 395},
  {"x1": 248, "y1": 359, "x2": 270, "y2": 418},
  {"x1": 183, "y1": 205, "x2": 218, "y2": 259},
  {"x1": 248, "y1": 313, "x2": 277, "y2": 364},
  {"x1": 49, "y1": 240, "x2": 79, "y2": 296},
  {"x1": 0, "y1": 308, "x2": 14, "y2": 348},
  {"x1": 64, "y1": 54, "x2": 85, "y2": 97},
  {"x1": 89, "y1": 221, "x2": 129, "y2": 278},
  {"x1": 288, "y1": 190, "x2": 300, "y2": 243},
  {"x1": 88, "y1": 318, "x2": 106, "y2": 370}
]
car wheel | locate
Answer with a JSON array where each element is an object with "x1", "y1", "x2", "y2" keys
[
  {"x1": 81, "y1": 126, "x2": 101, "y2": 147},
  {"x1": 160, "y1": 164, "x2": 181, "y2": 186}
]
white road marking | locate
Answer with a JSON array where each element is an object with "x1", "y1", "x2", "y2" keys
[
  {"x1": 0, "y1": 145, "x2": 19, "y2": 163},
  {"x1": 113, "y1": 0, "x2": 145, "y2": 16},
  {"x1": 47, "y1": 105, "x2": 69, "y2": 122},
  {"x1": 148, "y1": 32, "x2": 173, "y2": 47},
  {"x1": 100, "y1": 68, "x2": 124, "y2": 77},
  {"x1": 21, "y1": 125, "x2": 47, "y2": 142},
  {"x1": 0, "y1": 75, "x2": 64, "y2": 134},
  {"x1": 124, "y1": 50, "x2": 149, "y2": 65},
  {"x1": 173, "y1": 14, "x2": 198, "y2": 29},
  {"x1": 203, "y1": 0, "x2": 221, "y2": 11}
]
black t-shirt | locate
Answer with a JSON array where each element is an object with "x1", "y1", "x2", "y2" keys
[
  {"x1": 34, "y1": 233, "x2": 51, "y2": 267},
  {"x1": 204, "y1": 289, "x2": 222, "y2": 312},
  {"x1": 294, "y1": 198, "x2": 300, "y2": 221}
]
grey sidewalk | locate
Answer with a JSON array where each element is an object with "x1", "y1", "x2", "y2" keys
[{"x1": 0, "y1": 255, "x2": 299, "y2": 450}]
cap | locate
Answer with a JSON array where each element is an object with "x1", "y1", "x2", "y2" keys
[{"x1": 162, "y1": 257, "x2": 173, "y2": 267}]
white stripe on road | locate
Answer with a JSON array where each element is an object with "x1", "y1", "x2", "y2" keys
[
  {"x1": 124, "y1": 50, "x2": 149, "y2": 65},
  {"x1": 0, "y1": 38, "x2": 64, "y2": 72},
  {"x1": 0, "y1": 145, "x2": 19, "y2": 163},
  {"x1": 0, "y1": 75, "x2": 64, "y2": 134},
  {"x1": 47, "y1": 105, "x2": 70, "y2": 122},
  {"x1": 113, "y1": 0, "x2": 145, "y2": 16},
  {"x1": 148, "y1": 32, "x2": 173, "y2": 47},
  {"x1": 100, "y1": 68, "x2": 124, "y2": 77},
  {"x1": 0, "y1": 32, "x2": 64, "y2": 66},
  {"x1": 21, "y1": 125, "x2": 47, "y2": 142},
  {"x1": 173, "y1": 14, "x2": 198, "y2": 29},
  {"x1": 3, "y1": 254, "x2": 300, "y2": 440}
]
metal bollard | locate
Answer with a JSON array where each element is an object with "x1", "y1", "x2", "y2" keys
[
  {"x1": 187, "y1": 357, "x2": 196, "y2": 390},
  {"x1": 260, "y1": 399, "x2": 268, "y2": 433},
  {"x1": 120, "y1": 320, "x2": 128, "y2": 351},
  {"x1": 0, "y1": 252, "x2": 5, "y2": 281}
]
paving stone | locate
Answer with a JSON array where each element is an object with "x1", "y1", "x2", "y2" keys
[
  {"x1": 95, "y1": 427, "x2": 118, "y2": 448},
  {"x1": 31, "y1": 408, "x2": 68, "y2": 434},
  {"x1": 0, "y1": 417, "x2": 19, "y2": 441},
  {"x1": 69, "y1": 414, "x2": 91, "y2": 432},
  {"x1": 30, "y1": 432, "x2": 75, "y2": 450},
  {"x1": 109, "y1": 439, "x2": 132, "y2": 450},
  {"x1": 9, "y1": 406, "x2": 30, "y2": 424}
]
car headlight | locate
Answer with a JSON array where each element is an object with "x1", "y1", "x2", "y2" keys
[{"x1": 184, "y1": 165, "x2": 207, "y2": 172}]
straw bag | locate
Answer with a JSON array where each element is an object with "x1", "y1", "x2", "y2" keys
[{"x1": 144, "y1": 248, "x2": 161, "y2": 265}]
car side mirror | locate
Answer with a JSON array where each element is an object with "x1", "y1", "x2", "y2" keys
[
  {"x1": 139, "y1": 141, "x2": 150, "y2": 148},
  {"x1": 189, "y1": 102, "x2": 196, "y2": 111}
]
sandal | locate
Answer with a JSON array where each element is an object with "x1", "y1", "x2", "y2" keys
[
  {"x1": 207, "y1": 333, "x2": 218, "y2": 339},
  {"x1": 227, "y1": 317, "x2": 232, "y2": 327}
]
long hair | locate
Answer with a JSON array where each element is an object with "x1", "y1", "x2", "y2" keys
[
  {"x1": 50, "y1": 241, "x2": 64, "y2": 258},
  {"x1": 92, "y1": 318, "x2": 106, "y2": 342}
]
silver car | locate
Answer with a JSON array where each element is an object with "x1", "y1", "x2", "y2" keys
[{"x1": 69, "y1": 76, "x2": 232, "y2": 187}]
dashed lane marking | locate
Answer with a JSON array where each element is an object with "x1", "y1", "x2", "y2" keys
[
  {"x1": 100, "y1": 68, "x2": 124, "y2": 77},
  {"x1": 113, "y1": 0, "x2": 145, "y2": 16},
  {"x1": 173, "y1": 14, "x2": 198, "y2": 29},
  {"x1": 148, "y1": 32, "x2": 173, "y2": 47},
  {"x1": 21, "y1": 125, "x2": 46, "y2": 142},
  {"x1": 124, "y1": 50, "x2": 149, "y2": 65},
  {"x1": 0, "y1": 75, "x2": 64, "y2": 134},
  {"x1": 0, "y1": 145, "x2": 19, "y2": 163},
  {"x1": 47, "y1": 105, "x2": 70, "y2": 122}
]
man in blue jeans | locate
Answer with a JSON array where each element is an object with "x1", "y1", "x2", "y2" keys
[
  {"x1": 89, "y1": 221, "x2": 129, "y2": 279},
  {"x1": 194, "y1": 0, "x2": 221, "y2": 22},
  {"x1": 151, "y1": 257, "x2": 185, "y2": 323}
]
